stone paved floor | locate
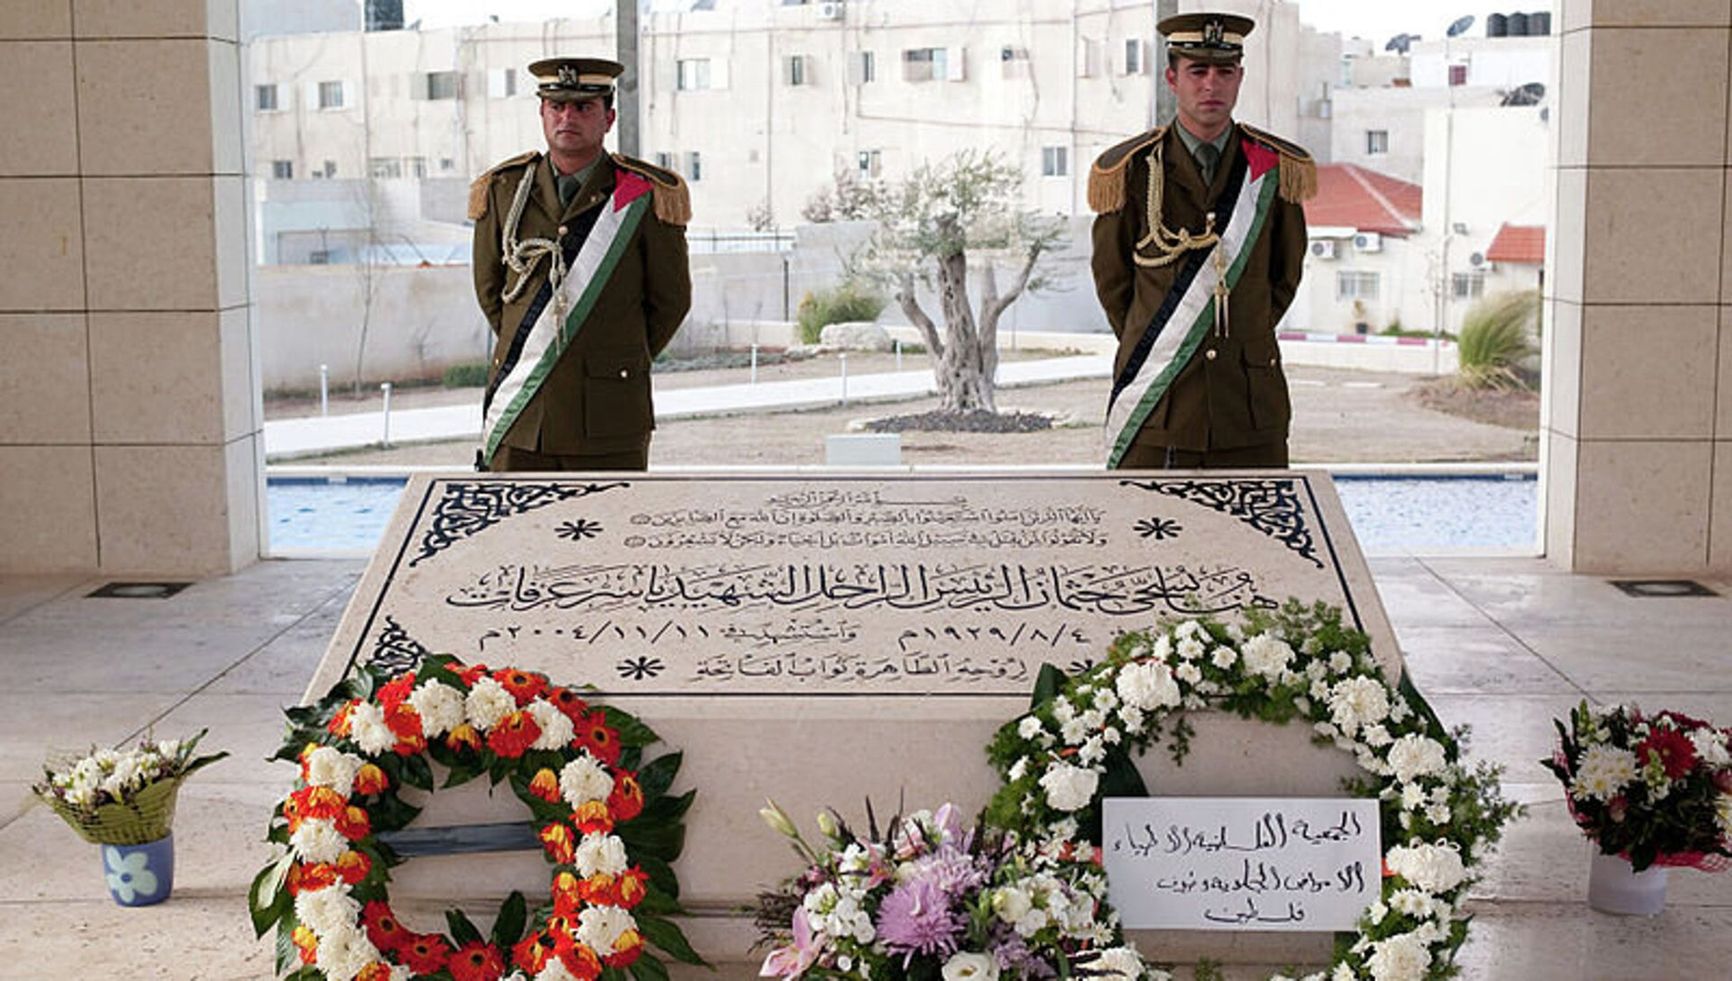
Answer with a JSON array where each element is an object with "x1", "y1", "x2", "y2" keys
[{"x1": 1, "y1": 557, "x2": 1728, "y2": 979}]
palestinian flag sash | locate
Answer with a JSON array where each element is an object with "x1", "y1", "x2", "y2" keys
[
  {"x1": 480, "y1": 171, "x2": 653, "y2": 467},
  {"x1": 1105, "y1": 138, "x2": 1281, "y2": 469}
]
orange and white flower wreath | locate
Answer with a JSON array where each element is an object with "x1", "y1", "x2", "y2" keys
[{"x1": 249, "y1": 654, "x2": 704, "y2": 981}]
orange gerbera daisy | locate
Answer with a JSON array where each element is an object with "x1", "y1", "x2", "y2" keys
[
  {"x1": 547, "y1": 687, "x2": 590, "y2": 723},
  {"x1": 493, "y1": 667, "x2": 548, "y2": 706},
  {"x1": 400, "y1": 933, "x2": 452, "y2": 975},
  {"x1": 449, "y1": 940, "x2": 507, "y2": 981},
  {"x1": 607, "y1": 771, "x2": 644, "y2": 822},
  {"x1": 577, "y1": 710, "x2": 622, "y2": 765},
  {"x1": 361, "y1": 900, "x2": 409, "y2": 953}
]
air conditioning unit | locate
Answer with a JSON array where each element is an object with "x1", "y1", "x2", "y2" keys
[
  {"x1": 1353, "y1": 231, "x2": 1382, "y2": 253},
  {"x1": 1468, "y1": 251, "x2": 1487, "y2": 267},
  {"x1": 818, "y1": 1, "x2": 844, "y2": 20},
  {"x1": 1309, "y1": 239, "x2": 1338, "y2": 259}
]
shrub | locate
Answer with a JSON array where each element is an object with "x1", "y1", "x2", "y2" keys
[
  {"x1": 1456, "y1": 290, "x2": 1539, "y2": 389},
  {"x1": 442, "y1": 360, "x2": 490, "y2": 388},
  {"x1": 796, "y1": 281, "x2": 886, "y2": 345}
]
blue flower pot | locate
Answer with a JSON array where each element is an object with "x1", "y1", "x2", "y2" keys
[{"x1": 102, "y1": 833, "x2": 174, "y2": 907}]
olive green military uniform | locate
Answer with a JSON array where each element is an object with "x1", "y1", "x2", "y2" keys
[
  {"x1": 469, "y1": 151, "x2": 690, "y2": 470},
  {"x1": 1089, "y1": 121, "x2": 1312, "y2": 469}
]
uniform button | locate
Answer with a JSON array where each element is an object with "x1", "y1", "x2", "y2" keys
[
  {"x1": 557, "y1": 224, "x2": 568, "y2": 236},
  {"x1": 1270, "y1": 357, "x2": 1279, "y2": 366},
  {"x1": 619, "y1": 368, "x2": 629, "y2": 378},
  {"x1": 1204, "y1": 349, "x2": 1217, "y2": 361}
]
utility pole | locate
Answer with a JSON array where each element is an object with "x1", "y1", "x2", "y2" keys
[{"x1": 616, "y1": 0, "x2": 640, "y2": 157}]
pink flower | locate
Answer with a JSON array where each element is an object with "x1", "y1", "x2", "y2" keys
[{"x1": 759, "y1": 908, "x2": 821, "y2": 978}]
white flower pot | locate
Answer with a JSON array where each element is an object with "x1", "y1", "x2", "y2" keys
[{"x1": 1587, "y1": 849, "x2": 1667, "y2": 915}]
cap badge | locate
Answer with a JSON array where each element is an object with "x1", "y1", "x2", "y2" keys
[{"x1": 1203, "y1": 18, "x2": 1225, "y2": 45}]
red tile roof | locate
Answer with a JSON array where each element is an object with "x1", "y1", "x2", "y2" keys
[
  {"x1": 1302, "y1": 163, "x2": 1422, "y2": 237},
  {"x1": 1484, "y1": 223, "x2": 1546, "y2": 265}
]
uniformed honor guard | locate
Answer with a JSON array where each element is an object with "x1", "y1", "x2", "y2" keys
[
  {"x1": 470, "y1": 57, "x2": 692, "y2": 471},
  {"x1": 1090, "y1": 12, "x2": 1315, "y2": 469}
]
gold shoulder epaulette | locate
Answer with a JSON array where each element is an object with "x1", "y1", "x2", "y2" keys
[
  {"x1": 612, "y1": 153, "x2": 692, "y2": 226},
  {"x1": 467, "y1": 150, "x2": 539, "y2": 221},
  {"x1": 1238, "y1": 123, "x2": 1317, "y2": 204},
  {"x1": 1088, "y1": 126, "x2": 1166, "y2": 214}
]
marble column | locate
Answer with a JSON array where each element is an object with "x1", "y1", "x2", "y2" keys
[
  {"x1": 1545, "y1": 0, "x2": 1732, "y2": 573},
  {"x1": 0, "y1": 0, "x2": 260, "y2": 576}
]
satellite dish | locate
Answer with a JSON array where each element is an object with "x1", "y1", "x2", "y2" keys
[
  {"x1": 1384, "y1": 33, "x2": 1413, "y2": 53},
  {"x1": 1446, "y1": 14, "x2": 1476, "y2": 38}
]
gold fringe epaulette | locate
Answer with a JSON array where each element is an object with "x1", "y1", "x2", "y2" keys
[
  {"x1": 468, "y1": 150, "x2": 539, "y2": 220},
  {"x1": 612, "y1": 153, "x2": 692, "y2": 226},
  {"x1": 1088, "y1": 127, "x2": 1165, "y2": 214},
  {"x1": 1238, "y1": 123, "x2": 1317, "y2": 203}
]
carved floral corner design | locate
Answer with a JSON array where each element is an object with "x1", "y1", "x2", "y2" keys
[
  {"x1": 1120, "y1": 478, "x2": 1324, "y2": 569},
  {"x1": 409, "y1": 481, "x2": 630, "y2": 567}
]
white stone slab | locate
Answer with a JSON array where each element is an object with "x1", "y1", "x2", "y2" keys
[
  {"x1": 306, "y1": 470, "x2": 1402, "y2": 968},
  {"x1": 824, "y1": 432, "x2": 901, "y2": 466}
]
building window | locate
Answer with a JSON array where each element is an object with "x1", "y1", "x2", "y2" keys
[
  {"x1": 1041, "y1": 146, "x2": 1068, "y2": 177},
  {"x1": 655, "y1": 151, "x2": 675, "y2": 170},
  {"x1": 1001, "y1": 45, "x2": 1030, "y2": 79},
  {"x1": 677, "y1": 58, "x2": 712, "y2": 91},
  {"x1": 903, "y1": 47, "x2": 959, "y2": 82},
  {"x1": 857, "y1": 149, "x2": 881, "y2": 178},
  {"x1": 500, "y1": 68, "x2": 517, "y2": 97},
  {"x1": 440, "y1": 157, "x2": 456, "y2": 172},
  {"x1": 308, "y1": 250, "x2": 332, "y2": 265},
  {"x1": 316, "y1": 159, "x2": 338, "y2": 179},
  {"x1": 369, "y1": 157, "x2": 403, "y2": 179},
  {"x1": 785, "y1": 54, "x2": 810, "y2": 86},
  {"x1": 1448, "y1": 63, "x2": 1468, "y2": 86},
  {"x1": 1452, "y1": 271, "x2": 1486, "y2": 300},
  {"x1": 409, "y1": 156, "x2": 428, "y2": 178},
  {"x1": 423, "y1": 70, "x2": 459, "y2": 100},
  {"x1": 270, "y1": 159, "x2": 293, "y2": 179},
  {"x1": 850, "y1": 50, "x2": 875, "y2": 84},
  {"x1": 1123, "y1": 38, "x2": 1146, "y2": 75},
  {"x1": 1365, "y1": 129, "x2": 1389, "y2": 154},
  {"x1": 255, "y1": 83, "x2": 279, "y2": 111},
  {"x1": 686, "y1": 151, "x2": 702, "y2": 181},
  {"x1": 318, "y1": 80, "x2": 346, "y2": 109},
  {"x1": 1336, "y1": 271, "x2": 1380, "y2": 301}
]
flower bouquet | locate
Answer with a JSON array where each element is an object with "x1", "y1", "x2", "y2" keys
[
  {"x1": 33, "y1": 728, "x2": 227, "y2": 846},
  {"x1": 755, "y1": 800, "x2": 1155, "y2": 981},
  {"x1": 1543, "y1": 701, "x2": 1732, "y2": 873}
]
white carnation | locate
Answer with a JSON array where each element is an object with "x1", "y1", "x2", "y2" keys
[
  {"x1": 526, "y1": 699, "x2": 575, "y2": 750},
  {"x1": 574, "y1": 832, "x2": 629, "y2": 877},
  {"x1": 1118, "y1": 704, "x2": 1146, "y2": 733},
  {"x1": 1116, "y1": 661, "x2": 1182, "y2": 711},
  {"x1": 303, "y1": 746, "x2": 362, "y2": 794},
  {"x1": 992, "y1": 885, "x2": 1033, "y2": 924},
  {"x1": 1387, "y1": 735, "x2": 1448, "y2": 783},
  {"x1": 290, "y1": 818, "x2": 348, "y2": 865},
  {"x1": 315, "y1": 926, "x2": 382, "y2": 981},
  {"x1": 348, "y1": 701, "x2": 396, "y2": 755},
  {"x1": 1400, "y1": 784, "x2": 1427, "y2": 811},
  {"x1": 1176, "y1": 662, "x2": 1202, "y2": 684},
  {"x1": 576, "y1": 904, "x2": 636, "y2": 953},
  {"x1": 561, "y1": 753, "x2": 614, "y2": 808},
  {"x1": 1240, "y1": 634, "x2": 1295, "y2": 679},
  {"x1": 465, "y1": 676, "x2": 517, "y2": 731},
  {"x1": 408, "y1": 681, "x2": 465, "y2": 738},
  {"x1": 1211, "y1": 645, "x2": 1238, "y2": 669},
  {"x1": 1176, "y1": 636, "x2": 1205, "y2": 661},
  {"x1": 1017, "y1": 716, "x2": 1045, "y2": 740},
  {"x1": 1365, "y1": 931, "x2": 1432, "y2": 981},
  {"x1": 1328, "y1": 677, "x2": 1390, "y2": 733},
  {"x1": 1060, "y1": 715, "x2": 1091, "y2": 745},
  {"x1": 1688, "y1": 728, "x2": 1731, "y2": 767},
  {"x1": 294, "y1": 882, "x2": 362, "y2": 935},
  {"x1": 1385, "y1": 843, "x2": 1467, "y2": 894},
  {"x1": 1328, "y1": 652, "x2": 1353, "y2": 675},
  {"x1": 1039, "y1": 761, "x2": 1100, "y2": 812},
  {"x1": 1008, "y1": 757, "x2": 1030, "y2": 781}
]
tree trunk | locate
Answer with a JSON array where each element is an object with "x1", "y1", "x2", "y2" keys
[{"x1": 934, "y1": 247, "x2": 994, "y2": 413}]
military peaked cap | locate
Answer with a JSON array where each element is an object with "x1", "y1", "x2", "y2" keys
[
  {"x1": 1158, "y1": 12, "x2": 1255, "y2": 64},
  {"x1": 528, "y1": 57, "x2": 623, "y2": 101}
]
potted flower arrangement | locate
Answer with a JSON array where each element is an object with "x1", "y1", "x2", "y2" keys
[
  {"x1": 1543, "y1": 701, "x2": 1732, "y2": 914},
  {"x1": 32, "y1": 729, "x2": 227, "y2": 907},
  {"x1": 755, "y1": 800, "x2": 1151, "y2": 981}
]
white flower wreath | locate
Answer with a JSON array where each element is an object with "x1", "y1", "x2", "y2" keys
[{"x1": 982, "y1": 601, "x2": 1517, "y2": 981}]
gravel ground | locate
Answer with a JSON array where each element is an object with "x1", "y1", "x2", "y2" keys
[{"x1": 276, "y1": 356, "x2": 1537, "y2": 469}]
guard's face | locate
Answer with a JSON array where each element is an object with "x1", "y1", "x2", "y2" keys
[
  {"x1": 1166, "y1": 56, "x2": 1243, "y2": 138},
  {"x1": 540, "y1": 96, "x2": 615, "y2": 159}
]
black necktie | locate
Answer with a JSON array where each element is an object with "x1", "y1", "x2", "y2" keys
[{"x1": 557, "y1": 173, "x2": 580, "y2": 207}]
